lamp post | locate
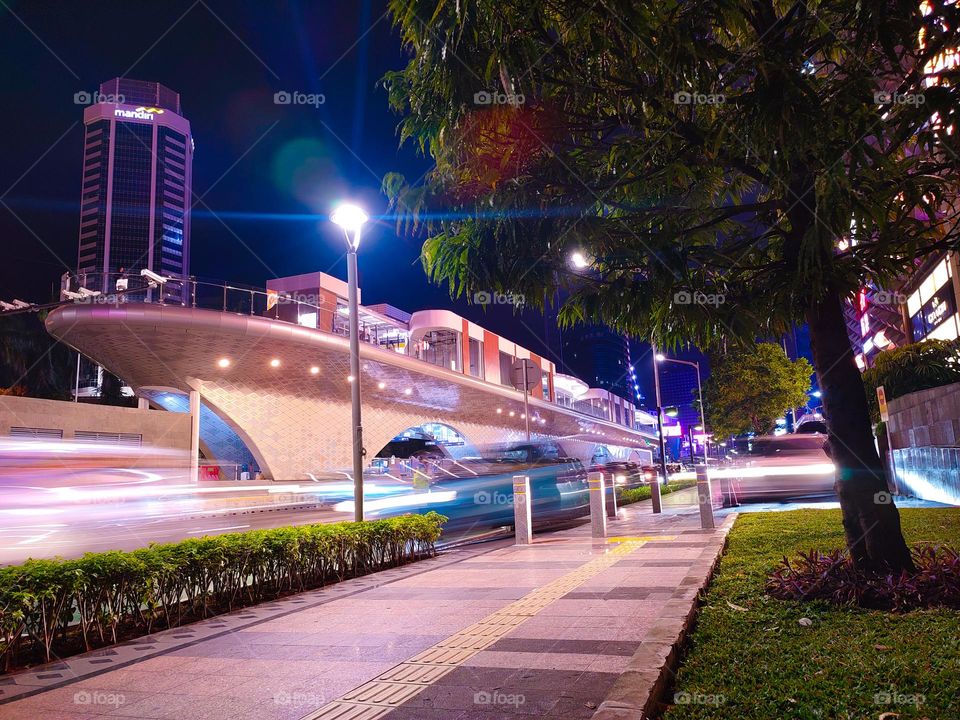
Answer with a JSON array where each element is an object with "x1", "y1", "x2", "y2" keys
[
  {"x1": 331, "y1": 202, "x2": 369, "y2": 522},
  {"x1": 656, "y1": 353, "x2": 708, "y2": 465},
  {"x1": 649, "y1": 344, "x2": 667, "y2": 513}
]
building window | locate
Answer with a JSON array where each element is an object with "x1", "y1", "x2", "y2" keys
[
  {"x1": 468, "y1": 337, "x2": 484, "y2": 379},
  {"x1": 417, "y1": 329, "x2": 461, "y2": 372},
  {"x1": 499, "y1": 352, "x2": 515, "y2": 387}
]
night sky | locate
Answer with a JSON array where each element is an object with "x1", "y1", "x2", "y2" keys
[
  {"x1": 0, "y1": 1, "x2": 813, "y2": 406},
  {"x1": 0, "y1": 1, "x2": 567, "y2": 352}
]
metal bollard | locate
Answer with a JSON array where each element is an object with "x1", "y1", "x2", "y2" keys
[
  {"x1": 650, "y1": 472, "x2": 662, "y2": 514},
  {"x1": 513, "y1": 475, "x2": 533, "y2": 545},
  {"x1": 588, "y1": 471, "x2": 607, "y2": 538},
  {"x1": 696, "y1": 464, "x2": 714, "y2": 529}
]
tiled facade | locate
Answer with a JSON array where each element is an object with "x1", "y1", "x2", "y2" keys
[{"x1": 46, "y1": 302, "x2": 658, "y2": 480}]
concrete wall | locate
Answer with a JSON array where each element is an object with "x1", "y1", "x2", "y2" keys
[
  {"x1": 886, "y1": 382, "x2": 960, "y2": 504},
  {"x1": 887, "y1": 381, "x2": 960, "y2": 449},
  {"x1": 0, "y1": 395, "x2": 191, "y2": 451}
]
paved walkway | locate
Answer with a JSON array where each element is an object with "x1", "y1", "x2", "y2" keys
[{"x1": 0, "y1": 500, "x2": 734, "y2": 720}]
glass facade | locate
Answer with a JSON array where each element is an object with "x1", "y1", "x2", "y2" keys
[
  {"x1": 907, "y1": 258, "x2": 960, "y2": 342},
  {"x1": 468, "y1": 337, "x2": 484, "y2": 378},
  {"x1": 416, "y1": 329, "x2": 461, "y2": 371},
  {"x1": 75, "y1": 79, "x2": 192, "y2": 303}
]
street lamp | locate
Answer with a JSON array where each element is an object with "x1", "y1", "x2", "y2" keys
[
  {"x1": 331, "y1": 202, "x2": 368, "y2": 522},
  {"x1": 656, "y1": 353, "x2": 708, "y2": 465}
]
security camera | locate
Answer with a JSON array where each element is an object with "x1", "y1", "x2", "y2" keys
[
  {"x1": 61, "y1": 290, "x2": 85, "y2": 301},
  {"x1": 140, "y1": 269, "x2": 169, "y2": 286},
  {"x1": 0, "y1": 299, "x2": 32, "y2": 311},
  {"x1": 77, "y1": 287, "x2": 101, "y2": 297}
]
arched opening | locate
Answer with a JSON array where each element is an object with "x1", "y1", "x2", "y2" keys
[{"x1": 371, "y1": 422, "x2": 475, "y2": 479}]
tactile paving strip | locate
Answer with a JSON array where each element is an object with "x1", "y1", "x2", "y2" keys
[{"x1": 300, "y1": 537, "x2": 661, "y2": 720}]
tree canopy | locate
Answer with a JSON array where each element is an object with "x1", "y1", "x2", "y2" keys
[
  {"x1": 381, "y1": 0, "x2": 957, "y2": 569},
  {"x1": 703, "y1": 342, "x2": 812, "y2": 438},
  {"x1": 384, "y1": 0, "x2": 960, "y2": 348}
]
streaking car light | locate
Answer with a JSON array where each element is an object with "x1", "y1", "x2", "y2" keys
[
  {"x1": 711, "y1": 463, "x2": 836, "y2": 479},
  {"x1": 332, "y1": 491, "x2": 457, "y2": 514}
]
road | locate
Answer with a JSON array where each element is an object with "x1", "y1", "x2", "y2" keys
[{"x1": 1, "y1": 464, "x2": 947, "y2": 566}]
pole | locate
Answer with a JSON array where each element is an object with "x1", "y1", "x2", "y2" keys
[
  {"x1": 74, "y1": 353, "x2": 81, "y2": 402},
  {"x1": 522, "y1": 361, "x2": 531, "y2": 442},
  {"x1": 650, "y1": 343, "x2": 665, "y2": 513},
  {"x1": 347, "y1": 247, "x2": 364, "y2": 522},
  {"x1": 695, "y1": 362, "x2": 708, "y2": 465},
  {"x1": 189, "y1": 388, "x2": 200, "y2": 484},
  {"x1": 513, "y1": 475, "x2": 532, "y2": 544}
]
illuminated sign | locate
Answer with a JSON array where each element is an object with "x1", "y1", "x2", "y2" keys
[
  {"x1": 911, "y1": 280, "x2": 957, "y2": 340},
  {"x1": 113, "y1": 106, "x2": 165, "y2": 121}
]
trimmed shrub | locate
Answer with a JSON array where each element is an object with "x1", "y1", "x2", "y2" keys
[
  {"x1": 0, "y1": 512, "x2": 445, "y2": 672},
  {"x1": 862, "y1": 338, "x2": 960, "y2": 422},
  {"x1": 617, "y1": 477, "x2": 699, "y2": 506}
]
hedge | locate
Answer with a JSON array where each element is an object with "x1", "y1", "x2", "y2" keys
[
  {"x1": 617, "y1": 477, "x2": 699, "y2": 505},
  {"x1": 0, "y1": 512, "x2": 446, "y2": 672}
]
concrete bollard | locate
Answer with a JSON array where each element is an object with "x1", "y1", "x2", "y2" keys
[
  {"x1": 696, "y1": 464, "x2": 714, "y2": 529},
  {"x1": 588, "y1": 471, "x2": 607, "y2": 538},
  {"x1": 606, "y1": 478, "x2": 619, "y2": 519},
  {"x1": 513, "y1": 475, "x2": 533, "y2": 545},
  {"x1": 650, "y1": 472, "x2": 662, "y2": 514}
]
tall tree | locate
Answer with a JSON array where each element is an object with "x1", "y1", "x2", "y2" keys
[
  {"x1": 0, "y1": 313, "x2": 72, "y2": 399},
  {"x1": 384, "y1": 0, "x2": 960, "y2": 570},
  {"x1": 703, "y1": 343, "x2": 812, "y2": 438}
]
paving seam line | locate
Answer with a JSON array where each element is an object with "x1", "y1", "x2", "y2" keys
[
  {"x1": 300, "y1": 536, "x2": 670, "y2": 720},
  {"x1": 591, "y1": 513, "x2": 739, "y2": 720},
  {"x1": 0, "y1": 537, "x2": 514, "y2": 706}
]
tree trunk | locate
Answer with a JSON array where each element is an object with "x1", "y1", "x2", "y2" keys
[{"x1": 805, "y1": 288, "x2": 914, "y2": 571}]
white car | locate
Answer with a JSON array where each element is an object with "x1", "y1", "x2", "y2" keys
[{"x1": 725, "y1": 434, "x2": 836, "y2": 500}]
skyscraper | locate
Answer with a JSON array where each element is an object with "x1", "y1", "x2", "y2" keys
[
  {"x1": 560, "y1": 324, "x2": 633, "y2": 399},
  {"x1": 76, "y1": 78, "x2": 193, "y2": 301}
]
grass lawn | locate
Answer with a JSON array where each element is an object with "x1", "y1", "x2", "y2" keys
[{"x1": 665, "y1": 508, "x2": 960, "y2": 719}]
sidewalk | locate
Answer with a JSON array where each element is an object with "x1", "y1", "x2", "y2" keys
[{"x1": 0, "y1": 500, "x2": 734, "y2": 720}]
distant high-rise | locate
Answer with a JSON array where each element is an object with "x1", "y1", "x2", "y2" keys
[
  {"x1": 561, "y1": 325, "x2": 632, "y2": 399},
  {"x1": 76, "y1": 78, "x2": 193, "y2": 301}
]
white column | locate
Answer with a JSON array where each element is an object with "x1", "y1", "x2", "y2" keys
[
  {"x1": 696, "y1": 464, "x2": 715, "y2": 529},
  {"x1": 589, "y1": 471, "x2": 607, "y2": 538},
  {"x1": 189, "y1": 389, "x2": 200, "y2": 484},
  {"x1": 513, "y1": 475, "x2": 532, "y2": 545}
]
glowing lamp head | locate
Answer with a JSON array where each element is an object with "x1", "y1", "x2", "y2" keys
[
  {"x1": 570, "y1": 251, "x2": 590, "y2": 269},
  {"x1": 331, "y1": 203, "x2": 368, "y2": 236},
  {"x1": 655, "y1": 353, "x2": 666, "y2": 362}
]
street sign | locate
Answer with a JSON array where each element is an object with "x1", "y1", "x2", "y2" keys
[
  {"x1": 510, "y1": 358, "x2": 541, "y2": 392},
  {"x1": 877, "y1": 385, "x2": 889, "y2": 422}
]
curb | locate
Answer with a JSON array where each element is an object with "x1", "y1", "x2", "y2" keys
[{"x1": 592, "y1": 512, "x2": 738, "y2": 720}]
